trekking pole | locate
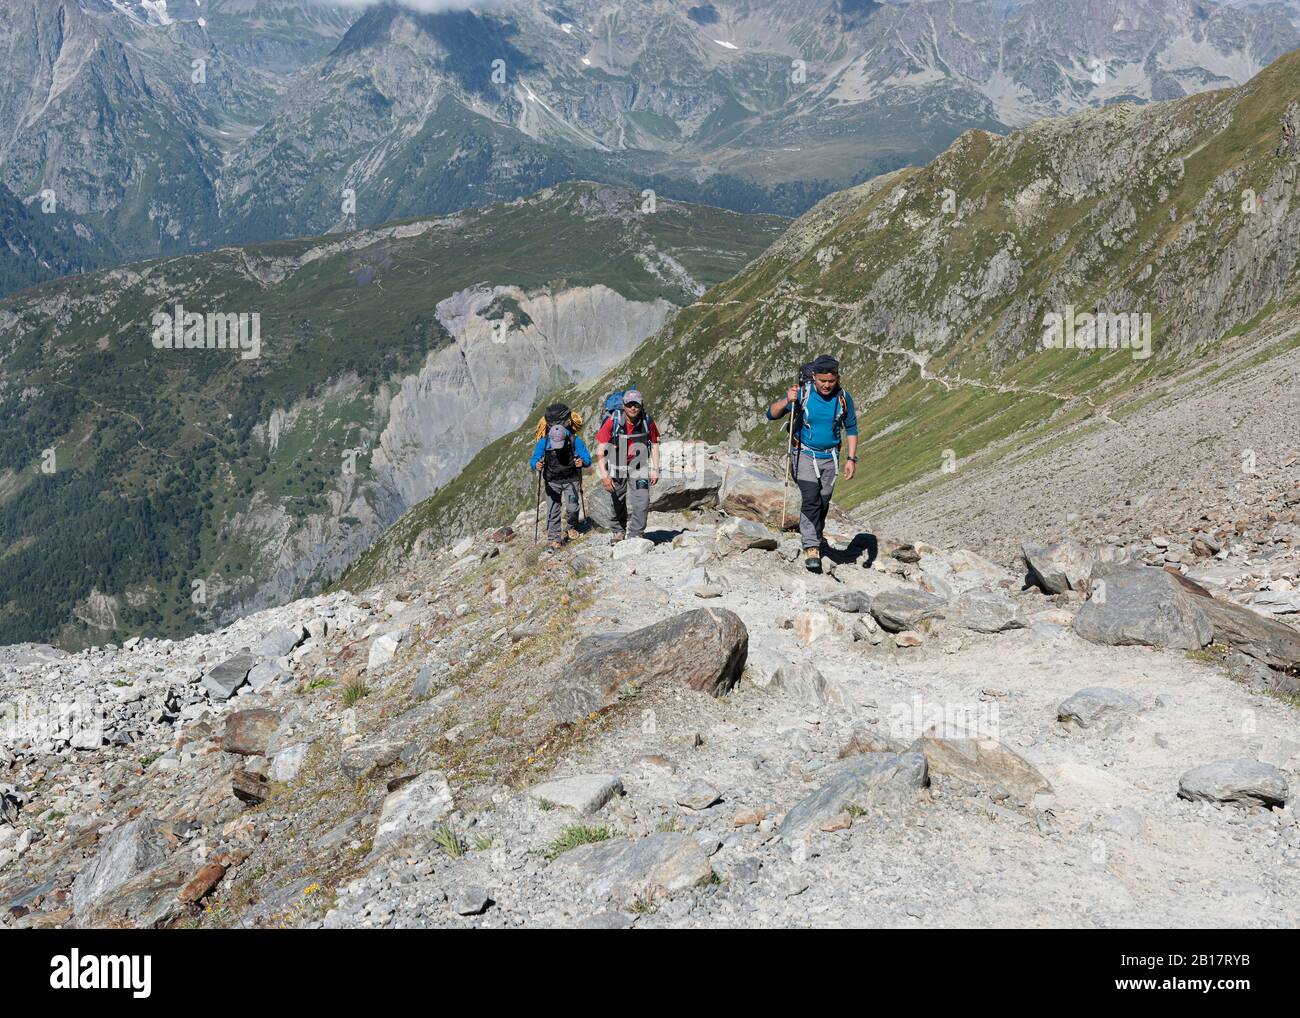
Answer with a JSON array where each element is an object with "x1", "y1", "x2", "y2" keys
[
  {"x1": 780, "y1": 369, "x2": 801, "y2": 531},
  {"x1": 534, "y1": 467, "x2": 542, "y2": 545},
  {"x1": 578, "y1": 476, "x2": 586, "y2": 527}
]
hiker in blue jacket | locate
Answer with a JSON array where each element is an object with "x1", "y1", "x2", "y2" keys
[
  {"x1": 766, "y1": 354, "x2": 858, "y2": 573},
  {"x1": 530, "y1": 403, "x2": 591, "y2": 550}
]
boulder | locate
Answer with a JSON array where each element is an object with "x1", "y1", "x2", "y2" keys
[
  {"x1": 717, "y1": 517, "x2": 779, "y2": 552},
  {"x1": 246, "y1": 660, "x2": 290, "y2": 690},
  {"x1": 201, "y1": 653, "x2": 257, "y2": 700},
  {"x1": 72, "y1": 819, "x2": 171, "y2": 918},
  {"x1": 820, "y1": 589, "x2": 874, "y2": 613},
  {"x1": 1178, "y1": 582, "x2": 1300, "y2": 671},
  {"x1": 221, "y1": 709, "x2": 281, "y2": 757},
  {"x1": 1057, "y1": 687, "x2": 1142, "y2": 728},
  {"x1": 1022, "y1": 540, "x2": 1094, "y2": 594},
  {"x1": 269, "y1": 742, "x2": 313, "y2": 783},
  {"x1": 527, "y1": 774, "x2": 623, "y2": 815},
  {"x1": 372, "y1": 770, "x2": 454, "y2": 856},
  {"x1": 253, "y1": 626, "x2": 306, "y2": 658},
  {"x1": 954, "y1": 589, "x2": 1026, "y2": 633},
  {"x1": 768, "y1": 660, "x2": 844, "y2": 706},
  {"x1": 793, "y1": 611, "x2": 837, "y2": 644},
  {"x1": 649, "y1": 469, "x2": 723, "y2": 512},
  {"x1": 718, "y1": 461, "x2": 790, "y2": 530},
  {"x1": 870, "y1": 588, "x2": 948, "y2": 633},
  {"x1": 583, "y1": 484, "x2": 619, "y2": 530},
  {"x1": 550, "y1": 833, "x2": 713, "y2": 902},
  {"x1": 778, "y1": 753, "x2": 929, "y2": 838},
  {"x1": 612, "y1": 537, "x2": 655, "y2": 559},
  {"x1": 340, "y1": 737, "x2": 406, "y2": 780},
  {"x1": 551, "y1": 608, "x2": 747, "y2": 722},
  {"x1": 450, "y1": 885, "x2": 493, "y2": 916},
  {"x1": 1073, "y1": 568, "x2": 1213, "y2": 650},
  {"x1": 676, "y1": 780, "x2": 722, "y2": 810},
  {"x1": 1178, "y1": 759, "x2": 1288, "y2": 808},
  {"x1": 367, "y1": 629, "x2": 407, "y2": 670},
  {"x1": 230, "y1": 767, "x2": 269, "y2": 805},
  {"x1": 905, "y1": 734, "x2": 1051, "y2": 801}
]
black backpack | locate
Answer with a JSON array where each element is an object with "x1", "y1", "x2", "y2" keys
[{"x1": 542, "y1": 403, "x2": 578, "y2": 479}]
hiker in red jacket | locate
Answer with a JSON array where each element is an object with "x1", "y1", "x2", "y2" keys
[{"x1": 594, "y1": 389, "x2": 660, "y2": 541}]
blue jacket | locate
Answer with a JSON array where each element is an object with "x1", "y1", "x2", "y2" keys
[
  {"x1": 768, "y1": 386, "x2": 858, "y2": 459},
  {"x1": 529, "y1": 434, "x2": 591, "y2": 470}
]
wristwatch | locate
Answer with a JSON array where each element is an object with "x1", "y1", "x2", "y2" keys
[{"x1": 847, "y1": 456, "x2": 859, "y2": 463}]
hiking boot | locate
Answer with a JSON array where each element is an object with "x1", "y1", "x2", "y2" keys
[
  {"x1": 804, "y1": 549, "x2": 822, "y2": 573},
  {"x1": 567, "y1": 528, "x2": 581, "y2": 541},
  {"x1": 547, "y1": 540, "x2": 564, "y2": 552},
  {"x1": 610, "y1": 532, "x2": 625, "y2": 544}
]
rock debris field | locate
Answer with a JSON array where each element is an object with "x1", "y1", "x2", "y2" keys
[{"x1": 2, "y1": 443, "x2": 1299, "y2": 928}]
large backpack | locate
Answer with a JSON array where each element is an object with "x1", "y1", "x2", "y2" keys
[
  {"x1": 793, "y1": 362, "x2": 848, "y2": 447},
  {"x1": 600, "y1": 386, "x2": 654, "y2": 438},
  {"x1": 540, "y1": 403, "x2": 579, "y2": 479}
]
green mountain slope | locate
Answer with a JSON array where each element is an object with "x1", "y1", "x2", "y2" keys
[
  {"x1": 0, "y1": 183, "x2": 785, "y2": 647},
  {"x1": 344, "y1": 47, "x2": 1300, "y2": 588}
]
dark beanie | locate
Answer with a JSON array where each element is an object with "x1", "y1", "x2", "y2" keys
[
  {"x1": 544, "y1": 402, "x2": 571, "y2": 425},
  {"x1": 811, "y1": 354, "x2": 840, "y2": 375}
]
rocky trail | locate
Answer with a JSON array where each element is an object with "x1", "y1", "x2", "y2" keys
[{"x1": 2, "y1": 445, "x2": 1299, "y2": 929}]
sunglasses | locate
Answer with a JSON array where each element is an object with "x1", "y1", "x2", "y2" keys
[{"x1": 624, "y1": 401, "x2": 642, "y2": 409}]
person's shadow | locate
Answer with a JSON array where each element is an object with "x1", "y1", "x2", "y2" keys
[{"x1": 826, "y1": 531, "x2": 878, "y2": 568}]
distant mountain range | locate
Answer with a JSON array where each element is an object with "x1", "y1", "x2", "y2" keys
[{"x1": 3, "y1": 0, "x2": 1298, "y2": 294}]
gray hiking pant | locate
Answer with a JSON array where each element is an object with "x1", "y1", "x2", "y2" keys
[
  {"x1": 611, "y1": 476, "x2": 650, "y2": 539},
  {"x1": 791, "y1": 451, "x2": 837, "y2": 550},
  {"x1": 545, "y1": 477, "x2": 580, "y2": 541}
]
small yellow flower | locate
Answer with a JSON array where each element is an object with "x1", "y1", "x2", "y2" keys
[{"x1": 303, "y1": 882, "x2": 320, "y2": 896}]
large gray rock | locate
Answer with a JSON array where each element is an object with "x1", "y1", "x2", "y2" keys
[
  {"x1": 649, "y1": 469, "x2": 723, "y2": 512},
  {"x1": 1022, "y1": 540, "x2": 1094, "y2": 594},
  {"x1": 870, "y1": 588, "x2": 948, "y2": 633},
  {"x1": 340, "y1": 737, "x2": 406, "y2": 780},
  {"x1": 1073, "y1": 568, "x2": 1213, "y2": 650},
  {"x1": 1178, "y1": 759, "x2": 1288, "y2": 808},
  {"x1": 1057, "y1": 687, "x2": 1142, "y2": 728},
  {"x1": 550, "y1": 833, "x2": 713, "y2": 902},
  {"x1": 1180, "y1": 583, "x2": 1300, "y2": 671},
  {"x1": 768, "y1": 660, "x2": 843, "y2": 706},
  {"x1": 527, "y1": 774, "x2": 623, "y2": 814},
  {"x1": 954, "y1": 589, "x2": 1026, "y2": 633},
  {"x1": 584, "y1": 484, "x2": 619, "y2": 530},
  {"x1": 820, "y1": 589, "x2": 874, "y2": 614},
  {"x1": 72, "y1": 819, "x2": 171, "y2": 917},
  {"x1": 551, "y1": 608, "x2": 748, "y2": 722},
  {"x1": 253, "y1": 626, "x2": 306, "y2": 658},
  {"x1": 717, "y1": 516, "x2": 779, "y2": 552},
  {"x1": 246, "y1": 660, "x2": 291, "y2": 690},
  {"x1": 779, "y1": 753, "x2": 929, "y2": 838},
  {"x1": 717, "y1": 461, "x2": 790, "y2": 530},
  {"x1": 372, "y1": 770, "x2": 454, "y2": 856},
  {"x1": 201, "y1": 654, "x2": 257, "y2": 700},
  {"x1": 905, "y1": 734, "x2": 1051, "y2": 801}
]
